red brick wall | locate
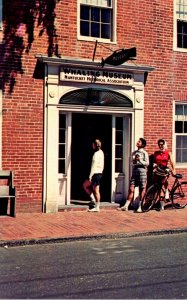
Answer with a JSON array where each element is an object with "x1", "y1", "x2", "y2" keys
[{"x1": 1, "y1": 0, "x2": 187, "y2": 212}]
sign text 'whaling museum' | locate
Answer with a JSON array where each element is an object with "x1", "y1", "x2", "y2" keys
[{"x1": 60, "y1": 67, "x2": 134, "y2": 85}]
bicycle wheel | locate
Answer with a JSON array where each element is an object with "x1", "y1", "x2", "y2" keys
[
  {"x1": 171, "y1": 181, "x2": 187, "y2": 209},
  {"x1": 141, "y1": 184, "x2": 160, "y2": 212}
]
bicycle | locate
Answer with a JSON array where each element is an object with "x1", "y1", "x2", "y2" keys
[{"x1": 141, "y1": 169, "x2": 187, "y2": 212}]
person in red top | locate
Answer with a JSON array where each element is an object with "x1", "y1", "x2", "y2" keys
[{"x1": 153, "y1": 139, "x2": 176, "y2": 209}]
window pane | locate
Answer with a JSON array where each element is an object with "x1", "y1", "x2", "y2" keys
[
  {"x1": 184, "y1": 105, "x2": 187, "y2": 115},
  {"x1": 116, "y1": 145, "x2": 123, "y2": 158},
  {"x1": 91, "y1": 22, "x2": 100, "y2": 37},
  {"x1": 101, "y1": 8, "x2": 111, "y2": 22},
  {"x1": 177, "y1": 20, "x2": 183, "y2": 33},
  {"x1": 81, "y1": 5, "x2": 89, "y2": 20},
  {"x1": 59, "y1": 160, "x2": 65, "y2": 173},
  {"x1": 59, "y1": 129, "x2": 66, "y2": 143},
  {"x1": 181, "y1": 135, "x2": 187, "y2": 147},
  {"x1": 101, "y1": 24, "x2": 110, "y2": 38},
  {"x1": 116, "y1": 117, "x2": 123, "y2": 130},
  {"x1": 176, "y1": 136, "x2": 187, "y2": 162},
  {"x1": 59, "y1": 144, "x2": 65, "y2": 158},
  {"x1": 81, "y1": 21, "x2": 89, "y2": 36},
  {"x1": 176, "y1": 135, "x2": 182, "y2": 162},
  {"x1": 91, "y1": 7, "x2": 100, "y2": 21},
  {"x1": 184, "y1": 121, "x2": 187, "y2": 133},
  {"x1": 176, "y1": 148, "x2": 182, "y2": 162},
  {"x1": 177, "y1": 34, "x2": 183, "y2": 47},
  {"x1": 184, "y1": 21, "x2": 187, "y2": 33},
  {"x1": 184, "y1": 34, "x2": 187, "y2": 47},
  {"x1": 59, "y1": 114, "x2": 66, "y2": 128},
  {"x1": 116, "y1": 131, "x2": 123, "y2": 144},
  {"x1": 115, "y1": 160, "x2": 122, "y2": 173},
  {"x1": 176, "y1": 135, "x2": 182, "y2": 146},
  {"x1": 176, "y1": 104, "x2": 183, "y2": 115},
  {"x1": 182, "y1": 149, "x2": 187, "y2": 162},
  {"x1": 175, "y1": 121, "x2": 183, "y2": 132}
]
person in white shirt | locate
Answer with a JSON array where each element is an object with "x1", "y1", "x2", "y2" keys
[{"x1": 83, "y1": 139, "x2": 104, "y2": 212}]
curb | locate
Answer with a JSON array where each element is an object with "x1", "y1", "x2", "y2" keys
[{"x1": 1, "y1": 228, "x2": 187, "y2": 248}]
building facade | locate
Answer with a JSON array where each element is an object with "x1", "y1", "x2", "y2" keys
[{"x1": 0, "y1": 0, "x2": 187, "y2": 213}]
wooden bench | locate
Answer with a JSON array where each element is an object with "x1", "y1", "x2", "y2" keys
[{"x1": 0, "y1": 170, "x2": 16, "y2": 217}]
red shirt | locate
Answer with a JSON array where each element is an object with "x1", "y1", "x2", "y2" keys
[{"x1": 154, "y1": 150, "x2": 169, "y2": 168}]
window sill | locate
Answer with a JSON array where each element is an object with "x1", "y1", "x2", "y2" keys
[
  {"x1": 77, "y1": 36, "x2": 117, "y2": 44},
  {"x1": 175, "y1": 163, "x2": 187, "y2": 168},
  {"x1": 173, "y1": 47, "x2": 187, "y2": 53}
]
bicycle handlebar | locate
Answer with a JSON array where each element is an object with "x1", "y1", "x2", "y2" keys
[
  {"x1": 166, "y1": 170, "x2": 183, "y2": 179},
  {"x1": 172, "y1": 173, "x2": 183, "y2": 179},
  {"x1": 153, "y1": 164, "x2": 183, "y2": 179}
]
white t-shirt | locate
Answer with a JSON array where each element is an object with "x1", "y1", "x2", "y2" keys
[{"x1": 89, "y1": 149, "x2": 104, "y2": 179}]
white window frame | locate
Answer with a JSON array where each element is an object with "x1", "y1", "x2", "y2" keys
[
  {"x1": 173, "y1": 101, "x2": 187, "y2": 167},
  {"x1": 0, "y1": 0, "x2": 2, "y2": 31},
  {"x1": 173, "y1": 0, "x2": 187, "y2": 52},
  {"x1": 77, "y1": 0, "x2": 117, "y2": 44},
  {"x1": 58, "y1": 112, "x2": 67, "y2": 174}
]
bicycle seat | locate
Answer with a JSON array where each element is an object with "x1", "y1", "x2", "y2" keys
[{"x1": 173, "y1": 174, "x2": 183, "y2": 179}]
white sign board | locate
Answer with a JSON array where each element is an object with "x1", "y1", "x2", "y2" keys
[{"x1": 60, "y1": 67, "x2": 134, "y2": 86}]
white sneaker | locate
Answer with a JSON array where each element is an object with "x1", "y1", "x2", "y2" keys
[
  {"x1": 117, "y1": 200, "x2": 130, "y2": 211},
  {"x1": 117, "y1": 205, "x2": 129, "y2": 211},
  {"x1": 160, "y1": 201, "x2": 165, "y2": 210},
  {"x1": 121, "y1": 205, "x2": 129, "y2": 211},
  {"x1": 88, "y1": 207, "x2": 100, "y2": 212},
  {"x1": 136, "y1": 206, "x2": 142, "y2": 213}
]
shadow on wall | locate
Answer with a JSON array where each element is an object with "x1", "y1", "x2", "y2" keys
[{"x1": 0, "y1": 0, "x2": 61, "y2": 94}]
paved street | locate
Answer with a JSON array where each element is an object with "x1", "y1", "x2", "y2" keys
[{"x1": 0, "y1": 233, "x2": 187, "y2": 299}]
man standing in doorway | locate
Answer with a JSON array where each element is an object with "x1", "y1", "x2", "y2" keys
[
  {"x1": 83, "y1": 139, "x2": 104, "y2": 212},
  {"x1": 118, "y1": 138, "x2": 149, "y2": 212}
]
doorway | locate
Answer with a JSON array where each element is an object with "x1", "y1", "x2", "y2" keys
[{"x1": 71, "y1": 113, "x2": 112, "y2": 203}]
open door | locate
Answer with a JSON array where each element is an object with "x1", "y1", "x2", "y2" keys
[{"x1": 71, "y1": 113, "x2": 112, "y2": 203}]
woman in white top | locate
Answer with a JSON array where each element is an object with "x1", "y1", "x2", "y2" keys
[{"x1": 83, "y1": 139, "x2": 104, "y2": 212}]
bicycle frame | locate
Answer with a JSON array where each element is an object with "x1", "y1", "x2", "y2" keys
[
  {"x1": 155, "y1": 171, "x2": 179, "y2": 193},
  {"x1": 142, "y1": 172, "x2": 187, "y2": 212},
  {"x1": 168, "y1": 176, "x2": 181, "y2": 197}
]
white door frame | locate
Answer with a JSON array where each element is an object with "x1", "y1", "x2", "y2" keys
[
  {"x1": 44, "y1": 103, "x2": 144, "y2": 212},
  {"x1": 111, "y1": 114, "x2": 132, "y2": 203},
  {"x1": 57, "y1": 109, "x2": 133, "y2": 208}
]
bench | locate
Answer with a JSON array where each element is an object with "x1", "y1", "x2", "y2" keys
[{"x1": 0, "y1": 170, "x2": 16, "y2": 217}]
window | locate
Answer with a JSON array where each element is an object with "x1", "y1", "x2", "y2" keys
[
  {"x1": 175, "y1": 103, "x2": 187, "y2": 163},
  {"x1": 0, "y1": 0, "x2": 2, "y2": 30},
  {"x1": 115, "y1": 117, "x2": 123, "y2": 173},
  {"x1": 59, "y1": 88, "x2": 132, "y2": 107},
  {"x1": 58, "y1": 113, "x2": 66, "y2": 173},
  {"x1": 78, "y1": 0, "x2": 116, "y2": 42},
  {"x1": 175, "y1": 0, "x2": 187, "y2": 49}
]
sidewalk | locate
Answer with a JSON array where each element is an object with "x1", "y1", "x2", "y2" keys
[{"x1": 0, "y1": 207, "x2": 187, "y2": 247}]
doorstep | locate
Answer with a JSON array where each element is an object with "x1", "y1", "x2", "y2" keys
[{"x1": 58, "y1": 202, "x2": 119, "y2": 212}]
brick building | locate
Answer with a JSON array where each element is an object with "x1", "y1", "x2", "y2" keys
[{"x1": 0, "y1": 0, "x2": 187, "y2": 213}]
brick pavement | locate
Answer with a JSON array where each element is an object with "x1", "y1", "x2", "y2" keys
[{"x1": 0, "y1": 207, "x2": 187, "y2": 247}]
